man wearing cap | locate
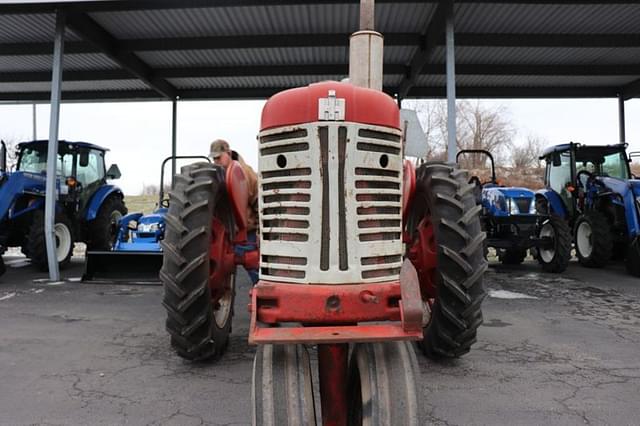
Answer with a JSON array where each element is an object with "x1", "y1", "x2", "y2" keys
[
  {"x1": 210, "y1": 139, "x2": 259, "y2": 284},
  {"x1": 209, "y1": 139, "x2": 259, "y2": 231}
]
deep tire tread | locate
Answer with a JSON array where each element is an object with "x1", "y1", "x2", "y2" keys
[
  {"x1": 160, "y1": 162, "x2": 235, "y2": 362},
  {"x1": 410, "y1": 162, "x2": 486, "y2": 359}
]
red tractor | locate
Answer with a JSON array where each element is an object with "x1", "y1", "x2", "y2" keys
[{"x1": 160, "y1": 5, "x2": 485, "y2": 425}]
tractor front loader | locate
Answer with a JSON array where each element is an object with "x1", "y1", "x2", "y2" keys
[
  {"x1": 83, "y1": 155, "x2": 210, "y2": 283},
  {"x1": 159, "y1": 2, "x2": 486, "y2": 424}
]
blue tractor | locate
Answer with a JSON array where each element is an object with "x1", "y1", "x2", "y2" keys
[
  {"x1": 457, "y1": 149, "x2": 571, "y2": 272},
  {"x1": 538, "y1": 142, "x2": 640, "y2": 276},
  {"x1": 0, "y1": 140, "x2": 125, "y2": 276},
  {"x1": 82, "y1": 155, "x2": 210, "y2": 282}
]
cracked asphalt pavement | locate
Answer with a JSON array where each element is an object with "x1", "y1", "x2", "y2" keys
[{"x1": 1, "y1": 255, "x2": 639, "y2": 425}]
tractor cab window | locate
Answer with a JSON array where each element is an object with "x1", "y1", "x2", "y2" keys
[
  {"x1": 76, "y1": 149, "x2": 105, "y2": 186},
  {"x1": 601, "y1": 151, "x2": 629, "y2": 179},
  {"x1": 575, "y1": 150, "x2": 629, "y2": 180},
  {"x1": 18, "y1": 145, "x2": 74, "y2": 176},
  {"x1": 547, "y1": 151, "x2": 573, "y2": 213}
]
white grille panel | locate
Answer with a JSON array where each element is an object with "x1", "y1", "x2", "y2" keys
[{"x1": 259, "y1": 122, "x2": 403, "y2": 284}]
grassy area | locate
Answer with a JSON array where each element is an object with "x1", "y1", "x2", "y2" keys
[{"x1": 124, "y1": 195, "x2": 159, "y2": 214}]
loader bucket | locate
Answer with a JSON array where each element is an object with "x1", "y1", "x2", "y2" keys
[{"x1": 82, "y1": 250, "x2": 162, "y2": 284}]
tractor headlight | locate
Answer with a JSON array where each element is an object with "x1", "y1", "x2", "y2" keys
[
  {"x1": 137, "y1": 222, "x2": 159, "y2": 233},
  {"x1": 530, "y1": 198, "x2": 536, "y2": 214},
  {"x1": 509, "y1": 198, "x2": 520, "y2": 215}
]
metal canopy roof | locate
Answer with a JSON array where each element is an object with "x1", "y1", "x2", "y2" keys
[{"x1": 1, "y1": 0, "x2": 640, "y2": 102}]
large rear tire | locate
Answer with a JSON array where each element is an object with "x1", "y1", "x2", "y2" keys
[
  {"x1": 347, "y1": 341, "x2": 420, "y2": 426},
  {"x1": 408, "y1": 162, "x2": 487, "y2": 359},
  {"x1": 252, "y1": 344, "x2": 316, "y2": 426},
  {"x1": 86, "y1": 195, "x2": 127, "y2": 250},
  {"x1": 160, "y1": 162, "x2": 236, "y2": 361},
  {"x1": 536, "y1": 215, "x2": 571, "y2": 273},
  {"x1": 27, "y1": 210, "x2": 74, "y2": 271},
  {"x1": 625, "y1": 237, "x2": 640, "y2": 277},
  {"x1": 574, "y1": 211, "x2": 612, "y2": 268}
]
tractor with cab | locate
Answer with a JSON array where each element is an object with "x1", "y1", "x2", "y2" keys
[
  {"x1": 457, "y1": 149, "x2": 571, "y2": 272},
  {"x1": 538, "y1": 142, "x2": 640, "y2": 276},
  {"x1": 0, "y1": 139, "x2": 125, "y2": 274}
]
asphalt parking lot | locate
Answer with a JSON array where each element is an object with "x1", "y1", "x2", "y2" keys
[{"x1": 1, "y1": 255, "x2": 639, "y2": 426}]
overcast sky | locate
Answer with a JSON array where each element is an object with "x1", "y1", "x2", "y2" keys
[{"x1": 0, "y1": 97, "x2": 638, "y2": 195}]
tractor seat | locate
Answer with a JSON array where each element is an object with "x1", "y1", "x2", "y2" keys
[{"x1": 468, "y1": 176, "x2": 483, "y2": 204}]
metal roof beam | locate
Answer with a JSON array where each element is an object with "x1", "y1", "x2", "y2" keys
[
  {"x1": 65, "y1": 11, "x2": 178, "y2": 99},
  {"x1": 3, "y1": 63, "x2": 636, "y2": 84},
  {"x1": 0, "y1": 84, "x2": 621, "y2": 102},
  {"x1": 3, "y1": 32, "x2": 640, "y2": 57},
  {"x1": 425, "y1": 64, "x2": 640, "y2": 75},
  {"x1": 407, "y1": 86, "x2": 618, "y2": 98},
  {"x1": 622, "y1": 78, "x2": 640, "y2": 100},
  {"x1": 121, "y1": 33, "x2": 418, "y2": 51},
  {"x1": 454, "y1": 33, "x2": 640, "y2": 48},
  {"x1": 1, "y1": 1, "x2": 637, "y2": 14},
  {"x1": 0, "y1": 33, "x2": 417, "y2": 56},
  {"x1": 397, "y1": 0, "x2": 451, "y2": 99},
  {"x1": 0, "y1": 41, "x2": 94, "y2": 56}
]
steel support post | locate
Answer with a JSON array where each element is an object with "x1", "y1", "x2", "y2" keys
[
  {"x1": 171, "y1": 100, "x2": 177, "y2": 188},
  {"x1": 618, "y1": 92, "x2": 626, "y2": 143},
  {"x1": 32, "y1": 103, "x2": 37, "y2": 140},
  {"x1": 445, "y1": 3, "x2": 457, "y2": 163},
  {"x1": 318, "y1": 343, "x2": 349, "y2": 426},
  {"x1": 45, "y1": 9, "x2": 66, "y2": 281}
]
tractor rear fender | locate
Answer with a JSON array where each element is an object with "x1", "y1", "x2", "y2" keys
[
  {"x1": 402, "y1": 160, "x2": 416, "y2": 227},
  {"x1": 535, "y1": 189, "x2": 567, "y2": 218},
  {"x1": 225, "y1": 160, "x2": 249, "y2": 240},
  {"x1": 85, "y1": 185, "x2": 124, "y2": 221}
]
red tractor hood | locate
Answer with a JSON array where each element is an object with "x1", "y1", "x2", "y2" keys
[{"x1": 260, "y1": 81, "x2": 400, "y2": 131}]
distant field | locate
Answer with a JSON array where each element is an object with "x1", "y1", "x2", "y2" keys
[{"x1": 124, "y1": 195, "x2": 159, "y2": 214}]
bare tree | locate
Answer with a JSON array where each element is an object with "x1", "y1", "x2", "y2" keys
[
  {"x1": 512, "y1": 134, "x2": 545, "y2": 169},
  {"x1": 141, "y1": 183, "x2": 160, "y2": 196},
  {"x1": 412, "y1": 100, "x2": 515, "y2": 167},
  {"x1": 140, "y1": 183, "x2": 171, "y2": 196}
]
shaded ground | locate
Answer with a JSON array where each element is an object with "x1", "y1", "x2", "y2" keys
[{"x1": 0, "y1": 255, "x2": 638, "y2": 425}]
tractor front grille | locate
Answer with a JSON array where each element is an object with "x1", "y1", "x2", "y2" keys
[
  {"x1": 514, "y1": 197, "x2": 532, "y2": 214},
  {"x1": 258, "y1": 122, "x2": 403, "y2": 285}
]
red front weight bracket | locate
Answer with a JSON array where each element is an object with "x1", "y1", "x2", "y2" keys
[{"x1": 248, "y1": 260, "x2": 423, "y2": 345}]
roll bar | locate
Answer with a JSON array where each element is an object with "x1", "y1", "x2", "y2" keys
[{"x1": 456, "y1": 149, "x2": 496, "y2": 184}]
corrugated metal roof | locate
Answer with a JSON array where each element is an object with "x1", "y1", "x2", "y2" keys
[
  {"x1": 454, "y1": 3, "x2": 640, "y2": 34},
  {"x1": 170, "y1": 74, "x2": 403, "y2": 90},
  {"x1": 0, "y1": 13, "x2": 82, "y2": 42},
  {"x1": 138, "y1": 48, "x2": 350, "y2": 68},
  {"x1": 0, "y1": 53, "x2": 121, "y2": 72},
  {"x1": 0, "y1": 1, "x2": 638, "y2": 101},
  {"x1": 90, "y1": 3, "x2": 434, "y2": 40},
  {"x1": 417, "y1": 74, "x2": 636, "y2": 88},
  {"x1": 0, "y1": 79, "x2": 149, "y2": 93},
  {"x1": 429, "y1": 46, "x2": 640, "y2": 66},
  {"x1": 137, "y1": 46, "x2": 415, "y2": 68}
]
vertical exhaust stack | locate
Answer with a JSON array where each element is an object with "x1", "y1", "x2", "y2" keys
[{"x1": 349, "y1": 0, "x2": 384, "y2": 91}]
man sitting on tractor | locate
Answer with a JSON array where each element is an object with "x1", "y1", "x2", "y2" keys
[{"x1": 209, "y1": 139, "x2": 259, "y2": 283}]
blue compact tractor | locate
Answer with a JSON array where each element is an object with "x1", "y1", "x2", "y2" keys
[
  {"x1": 0, "y1": 140, "x2": 125, "y2": 276},
  {"x1": 538, "y1": 142, "x2": 640, "y2": 276},
  {"x1": 83, "y1": 155, "x2": 210, "y2": 282},
  {"x1": 457, "y1": 149, "x2": 571, "y2": 272}
]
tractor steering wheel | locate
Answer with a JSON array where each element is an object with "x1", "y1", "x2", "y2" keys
[
  {"x1": 160, "y1": 198, "x2": 170, "y2": 208},
  {"x1": 576, "y1": 170, "x2": 594, "y2": 190}
]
